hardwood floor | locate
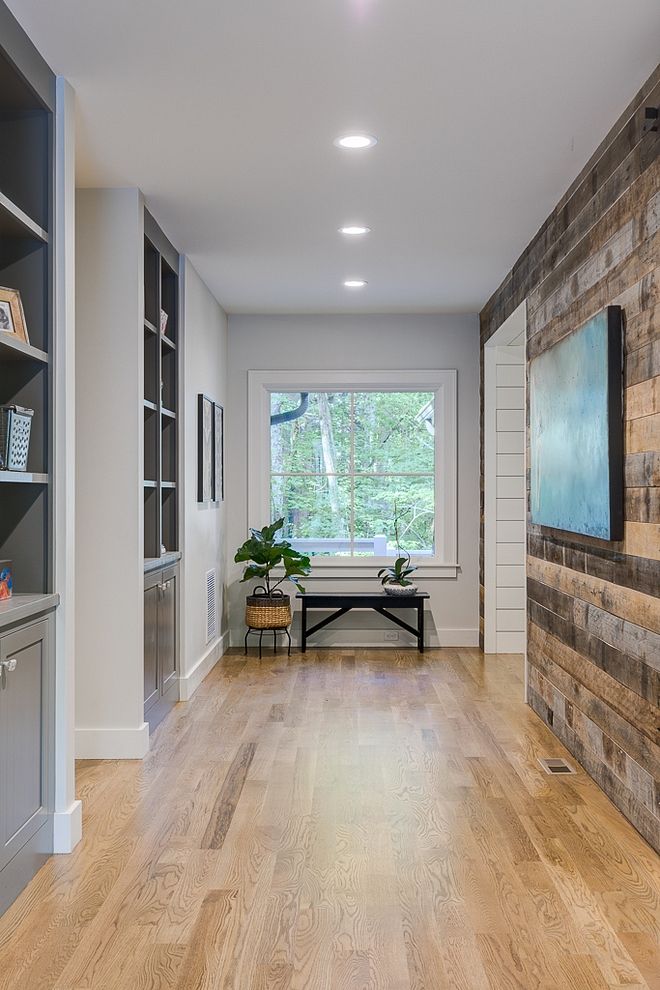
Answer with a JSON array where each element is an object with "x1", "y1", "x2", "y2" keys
[{"x1": 0, "y1": 647, "x2": 658, "y2": 989}]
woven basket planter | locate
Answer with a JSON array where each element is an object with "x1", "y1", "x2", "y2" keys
[{"x1": 245, "y1": 589, "x2": 291, "y2": 629}]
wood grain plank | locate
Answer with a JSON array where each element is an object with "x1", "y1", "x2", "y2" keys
[
  {"x1": 201, "y1": 742, "x2": 256, "y2": 850},
  {"x1": 626, "y1": 451, "x2": 660, "y2": 488},
  {"x1": 528, "y1": 598, "x2": 659, "y2": 706},
  {"x1": 627, "y1": 413, "x2": 660, "y2": 455},
  {"x1": 527, "y1": 555, "x2": 660, "y2": 636},
  {"x1": 527, "y1": 529, "x2": 660, "y2": 599},
  {"x1": 626, "y1": 487, "x2": 660, "y2": 524},
  {"x1": 2, "y1": 648, "x2": 660, "y2": 989},
  {"x1": 527, "y1": 622, "x2": 660, "y2": 755},
  {"x1": 626, "y1": 377, "x2": 660, "y2": 420},
  {"x1": 623, "y1": 522, "x2": 660, "y2": 562}
]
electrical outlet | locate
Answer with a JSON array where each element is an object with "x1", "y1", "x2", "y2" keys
[{"x1": 384, "y1": 631, "x2": 399, "y2": 641}]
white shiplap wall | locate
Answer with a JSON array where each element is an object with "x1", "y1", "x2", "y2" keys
[{"x1": 493, "y1": 346, "x2": 526, "y2": 651}]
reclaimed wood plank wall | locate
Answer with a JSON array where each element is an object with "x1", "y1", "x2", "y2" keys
[{"x1": 479, "y1": 65, "x2": 660, "y2": 851}]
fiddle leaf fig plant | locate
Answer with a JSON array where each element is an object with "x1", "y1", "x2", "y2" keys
[{"x1": 234, "y1": 517, "x2": 311, "y2": 595}]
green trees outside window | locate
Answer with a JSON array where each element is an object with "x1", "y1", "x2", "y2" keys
[{"x1": 270, "y1": 391, "x2": 435, "y2": 556}]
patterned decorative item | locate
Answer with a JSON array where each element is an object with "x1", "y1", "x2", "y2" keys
[
  {"x1": 383, "y1": 584, "x2": 418, "y2": 596},
  {"x1": 0, "y1": 405, "x2": 34, "y2": 471},
  {"x1": 0, "y1": 560, "x2": 13, "y2": 600}
]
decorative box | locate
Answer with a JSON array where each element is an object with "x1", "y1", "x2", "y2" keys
[
  {"x1": 0, "y1": 560, "x2": 13, "y2": 600},
  {"x1": 0, "y1": 405, "x2": 34, "y2": 471}
]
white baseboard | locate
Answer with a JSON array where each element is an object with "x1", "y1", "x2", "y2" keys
[
  {"x1": 75, "y1": 722, "x2": 150, "y2": 760},
  {"x1": 179, "y1": 630, "x2": 229, "y2": 701},
  {"x1": 232, "y1": 627, "x2": 479, "y2": 649},
  {"x1": 434, "y1": 628, "x2": 480, "y2": 647},
  {"x1": 496, "y1": 631, "x2": 526, "y2": 653},
  {"x1": 53, "y1": 799, "x2": 82, "y2": 853}
]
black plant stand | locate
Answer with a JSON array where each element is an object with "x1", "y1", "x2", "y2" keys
[{"x1": 244, "y1": 626, "x2": 292, "y2": 659}]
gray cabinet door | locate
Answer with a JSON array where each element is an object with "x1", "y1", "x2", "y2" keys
[
  {"x1": 144, "y1": 585, "x2": 159, "y2": 716},
  {"x1": 0, "y1": 620, "x2": 51, "y2": 872},
  {"x1": 158, "y1": 574, "x2": 176, "y2": 695}
]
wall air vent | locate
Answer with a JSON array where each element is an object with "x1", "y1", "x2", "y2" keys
[
  {"x1": 206, "y1": 568, "x2": 217, "y2": 643},
  {"x1": 538, "y1": 757, "x2": 576, "y2": 775}
]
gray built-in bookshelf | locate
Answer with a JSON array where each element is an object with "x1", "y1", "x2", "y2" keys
[
  {"x1": 0, "y1": 23, "x2": 54, "y2": 595},
  {"x1": 143, "y1": 213, "x2": 179, "y2": 559}
]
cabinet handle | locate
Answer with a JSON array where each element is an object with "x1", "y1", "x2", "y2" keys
[{"x1": 1, "y1": 658, "x2": 17, "y2": 672}]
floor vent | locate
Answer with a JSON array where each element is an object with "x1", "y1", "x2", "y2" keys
[
  {"x1": 538, "y1": 757, "x2": 576, "y2": 775},
  {"x1": 206, "y1": 568, "x2": 217, "y2": 643}
]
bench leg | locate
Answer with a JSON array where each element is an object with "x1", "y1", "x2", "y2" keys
[
  {"x1": 301, "y1": 604, "x2": 307, "y2": 653},
  {"x1": 418, "y1": 602, "x2": 424, "y2": 653}
]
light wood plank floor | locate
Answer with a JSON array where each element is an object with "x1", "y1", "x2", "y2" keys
[{"x1": 0, "y1": 647, "x2": 659, "y2": 989}]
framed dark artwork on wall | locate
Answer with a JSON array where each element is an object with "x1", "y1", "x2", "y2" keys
[
  {"x1": 213, "y1": 402, "x2": 224, "y2": 502},
  {"x1": 198, "y1": 393, "x2": 214, "y2": 502},
  {"x1": 529, "y1": 306, "x2": 623, "y2": 540}
]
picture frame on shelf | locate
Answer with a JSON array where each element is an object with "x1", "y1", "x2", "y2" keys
[
  {"x1": 160, "y1": 308, "x2": 168, "y2": 335},
  {"x1": 0, "y1": 287, "x2": 29, "y2": 343},
  {"x1": 0, "y1": 560, "x2": 12, "y2": 600},
  {"x1": 213, "y1": 402, "x2": 224, "y2": 502},
  {"x1": 198, "y1": 393, "x2": 214, "y2": 502}
]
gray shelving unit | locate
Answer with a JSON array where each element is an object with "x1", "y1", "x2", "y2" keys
[
  {"x1": 142, "y1": 212, "x2": 181, "y2": 732},
  {"x1": 0, "y1": 0, "x2": 58, "y2": 916},
  {"x1": 143, "y1": 212, "x2": 179, "y2": 559},
  {"x1": 0, "y1": 6, "x2": 54, "y2": 598}
]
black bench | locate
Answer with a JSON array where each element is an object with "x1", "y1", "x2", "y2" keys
[{"x1": 296, "y1": 591, "x2": 429, "y2": 653}]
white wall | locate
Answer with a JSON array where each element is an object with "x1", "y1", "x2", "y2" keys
[
  {"x1": 493, "y1": 346, "x2": 526, "y2": 651},
  {"x1": 179, "y1": 259, "x2": 229, "y2": 698},
  {"x1": 75, "y1": 188, "x2": 147, "y2": 758},
  {"x1": 227, "y1": 313, "x2": 480, "y2": 648},
  {"x1": 53, "y1": 77, "x2": 81, "y2": 850},
  {"x1": 483, "y1": 301, "x2": 527, "y2": 656}
]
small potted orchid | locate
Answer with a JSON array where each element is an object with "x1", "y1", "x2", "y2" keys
[{"x1": 377, "y1": 503, "x2": 418, "y2": 595}]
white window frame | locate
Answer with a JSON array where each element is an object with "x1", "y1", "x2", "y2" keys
[{"x1": 248, "y1": 369, "x2": 458, "y2": 578}]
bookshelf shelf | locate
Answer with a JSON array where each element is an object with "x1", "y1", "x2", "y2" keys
[
  {"x1": 0, "y1": 334, "x2": 49, "y2": 364},
  {"x1": 0, "y1": 189, "x2": 49, "y2": 243},
  {"x1": 143, "y1": 215, "x2": 179, "y2": 559},
  {"x1": 0, "y1": 34, "x2": 53, "y2": 596},
  {"x1": 0, "y1": 471, "x2": 49, "y2": 484}
]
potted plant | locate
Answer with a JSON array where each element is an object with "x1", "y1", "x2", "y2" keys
[
  {"x1": 377, "y1": 503, "x2": 418, "y2": 595},
  {"x1": 235, "y1": 518, "x2": 311, "y2": 628}
]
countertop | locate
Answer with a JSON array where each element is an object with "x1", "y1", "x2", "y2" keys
[
  {"x1": 144, "y1": 552, "x2": 182, "y2": 574},
  {"x1": 0, "y1": 593, "x2": 60, "y2": 631}
]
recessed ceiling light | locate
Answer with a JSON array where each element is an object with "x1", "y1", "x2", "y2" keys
[
  {"x1": 334, "y1": 134, "x2": 377, "y2": 150},
  {"x1": 344, "y1": 279, "x2": 367, "y2": 288},
  {"x1": 339, "y1": 225, "x2": 371, "y2": 236}
]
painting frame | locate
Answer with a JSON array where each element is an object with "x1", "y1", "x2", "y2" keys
[
  {"x1": 213, "y1": 402, "x2": 224, "y2": 502},
  {"x1": 197, "y1": 393, "x2": 214, "y2": 503},
  {"x1": 529, "y1": 305, "x2": 623, "y2": 541},
  {"x1": 0, "y1": 286, "x2": 29, "y2": 343}
]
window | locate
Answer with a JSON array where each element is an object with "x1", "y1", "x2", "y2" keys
[
  {"x1": 271, "y1": 391, "x2": 435, "y2": 556},
  {"x1": 248, "y1": 371, "x2": 457, "y2": 575}
]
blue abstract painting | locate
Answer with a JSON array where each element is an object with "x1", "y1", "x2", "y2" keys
[{"x1": 530, "y1": 308, "x2": 622, "y2": 540}]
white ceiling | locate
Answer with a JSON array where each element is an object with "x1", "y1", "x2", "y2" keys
[{"x1": 8, "y1": 0, "x2": 660, "y2": 314}]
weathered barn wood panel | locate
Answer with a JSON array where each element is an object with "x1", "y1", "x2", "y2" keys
[{"x1": 480, "y1": 64, "x2": 660, "y2": 851}]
